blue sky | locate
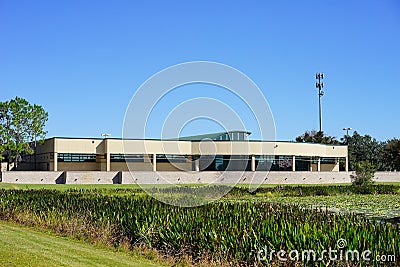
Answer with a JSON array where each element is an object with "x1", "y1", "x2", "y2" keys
[{"x1": 0, "y1": 1, "x2": 399, "y2": 141}]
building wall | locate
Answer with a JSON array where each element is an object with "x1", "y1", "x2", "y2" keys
[
  {"x1": 320, "y1": 163, "x2": 339, "y2": 172},
  {"x1": 190, "y1": 141, "x2": 347, "y2": 157},
  {"x1": 110, "y1": 162, "x2": 153, "y2": 171},
  {"x1": 111, "y1": 162, "x2": 194, "y2": 171},
  {"x1": 28, "y1": 138, "x2": 349, "y2": 172},
  {"x1": 1, "y1": 162, "x2": 12, "y2": 172},
  {"x1": 305, "y1": 163, "x2": 339, "y2": 172},
  {"x1": 156, "y1": 162, "x2": 192, "y2": 171},
  {"x1": 55, "y1": 138, "x2": 104, "y2": 154},
  {"x1": 58, "y1": 162, "x2": 100, "y2": 171},
  {"x1": 109, "y1": 139, "x2": 192, "y2": 155},
  {"x1": 35, "y1": 138, "x2": 55, "y2": 154},
  {"x1": 12, "y1": 162, "x2": 35, "y2": 171},
  {"x1": 46, "y1": 138, "x2": 347, "y2": 158}
]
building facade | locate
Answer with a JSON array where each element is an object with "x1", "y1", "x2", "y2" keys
[{"x1": 24, "y1": 131, "x2": 348, "y2": 172}]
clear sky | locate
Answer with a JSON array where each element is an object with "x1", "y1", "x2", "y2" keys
[{"x1": 0, "y1": 1, "x2": 399, "y2": 141}]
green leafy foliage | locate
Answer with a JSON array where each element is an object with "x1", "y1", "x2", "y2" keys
[
  {"x1": 346, "y1": 131, "x2": 388, "y2": 171},
  {"x1": 0, "y1": 188, "x2": 398, "y2": 266},
  {"x1": 383, "y1": 138, "x2": 400, "y2": 171},
  {"x1": 0, "y1": 97, "x2": 48, "y2": 168},
  {"x1": 295, "y1": 130, "x2": 340, "y2": 145},
  {"x1": 251, "y1": 184, "x2": 399, "y2": 196},
  {"x1": 351, "y1": 161, "x2": 376, "y2": 187}
]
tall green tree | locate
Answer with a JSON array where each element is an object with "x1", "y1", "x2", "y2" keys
[
  {"x1": 383, "y1": 138, "x2": 400, "y2": 171},
  {"x1": 0, "y1": 97, "x2": 48, "y2": 169},
  {"x1": 28, "y1": 104, "x2": 48, "y2": 148},
  {"x1": 346, "y1": 131, "x2": 388, "y2": 171},
  {"x1": 295, "y1": 130, "x2": 340, "y2": 145}
]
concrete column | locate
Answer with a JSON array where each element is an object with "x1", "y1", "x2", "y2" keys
[
  {"x1": 345, "y1": 156, "x2": 349, "y2": 172},
  {"x1": 53, "y1": 152, "x2": 58, "y2": 171},
  {"x1": 106, "y1": 153, "x2": 111, "y2": 172},
  {"x1": 53, "y1": 139, "x2": 58, "y2": 171},
  {"x1": 251, "y1": 155, "x2": 256, "y2": 172},
  {"x1": 152, "y1": 153, "x2": 157, "y2": 171},
  {"x1": 292, "y1": 155, "x2": 296, "y2": 172},
  {"x1": 309, "y1": 157, "x2": 313, "y2": 171},
  {"x1": 317, "y1": 157, "x2": 321, "y2": 172},
  {"x1": 192, "y1": 155, "x2": 200, "y2": 171},
  {"x1": 105, "y1": 139, "x2": 110, "y2": 172}
]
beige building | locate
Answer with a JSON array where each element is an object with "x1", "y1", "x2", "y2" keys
[{"x1": 24, "y1": 131, "x2": 348, "y2": 172}]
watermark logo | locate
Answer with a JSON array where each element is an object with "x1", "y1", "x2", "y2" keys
[
  {"x1": 257, "y1": 238, "x2": 396, "y2": 264},
  {"x1": 336, "y1": 238, "x2": 347, "y2": 249},
  {"x1": 122, "y1": 61, "x2": 276, "y2": 207}
]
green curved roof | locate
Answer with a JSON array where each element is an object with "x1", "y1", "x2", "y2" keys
[{"x1": 172, "y1": 130, "x2": 251, "y2": 141}]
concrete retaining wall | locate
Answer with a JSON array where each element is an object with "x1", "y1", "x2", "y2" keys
[
  {"x1": 121, "y1": 171, "x2": 351, "y2": 184},
  {"x1": 1, "y1": 171, "x2": 65, "y2": 184},
  {"x1": 373, "y1": 172, "x2": 400, "y2": 183},
  {"x1": 65, "y1": 171, "x2": 121, "y2": 184},
  {"x1": 0, "y1": 171, "x2": 398, "y2": 184}
]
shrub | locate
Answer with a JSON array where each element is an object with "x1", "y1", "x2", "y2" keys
[{"x1": 351, "y1": 161, "x2": 376, "y2": 187}]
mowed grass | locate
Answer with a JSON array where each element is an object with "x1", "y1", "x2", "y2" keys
[{"x1": 0, "y1": 221, "x2": 166, "y2": 267}]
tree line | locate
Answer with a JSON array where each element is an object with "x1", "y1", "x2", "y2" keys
[
  {"x1": 296, "y1": 130, "x2": 400, "y2": 171},
  {"x1": 0, "y1": 97, "x2": 48, "y2": 169}
]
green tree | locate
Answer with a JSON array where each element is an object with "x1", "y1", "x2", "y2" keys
[
  {"x1": 351, "y1": 160, "x2": 376, "y2": 187},
  {"x1": 0, "y1": 97, "x2": 48, "y2": 169},
  {"x1": 346, "y1": 131, "x2": 388, "y2": 171},
  {"x1": 295, "y1": 130, "x2": 340, "y2": 145},
  {"x1": 383, "y1": 138, "x2": 400, "y2": 171},
  {"x1": 28, "y1": 104, "x2": 48, "y2": 148}
]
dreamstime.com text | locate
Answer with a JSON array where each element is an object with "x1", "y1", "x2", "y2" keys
[{"x1": 257, "y1": 239, "x2": 396, "y2": 264}]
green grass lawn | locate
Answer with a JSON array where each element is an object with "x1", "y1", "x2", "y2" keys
[{"x1": 0, "y1": 221, "x2": 167, "y2": 267}]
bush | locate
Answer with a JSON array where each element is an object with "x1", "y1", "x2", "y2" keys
[{"x1": 351, "y1": 161, "x2": 376, "y2": 187}]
